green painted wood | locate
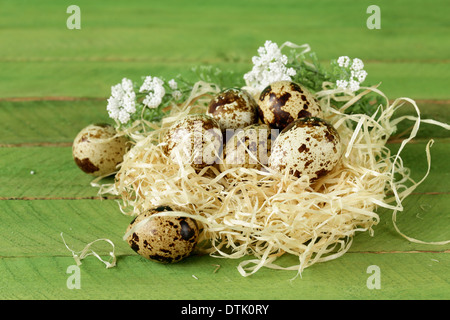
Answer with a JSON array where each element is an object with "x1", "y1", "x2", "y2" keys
[
  {"x1": 0, "y1": 147, "x2": 111, "y2": 198},
  {"x1": 0, "y1": 99, "x2": 111, "y2": 145},
  {"x1": 0, "y1": 140, "x2": 448, "y2": 198},
  {"x1": 0, "y1": 0, "x2": 449, "y2": 301},
  {"x1": 352, "y1": 193, "x2": 450, "y2": 252},
  {"x1": 0, "y1": 195, "x2": 448, "y2": 259},
  {"x1": 0, "y1": 251, "x2": 448, "y2": 299},
  {"x1": 0, "y1": 200, "x2": 448, "y2": 300},
  {"x1": 0, "y1": 100, "x2": 448, "y2": 146},
  {"x1": 1, "y1": 61, "x2": 448, "y2": 100},
  {"x1": 0, "y1": 0, "x2": 448, "y2": 99},
  {"x1": 1, "y1": 0, "x2": 448, "y2": 61},
  {"x1": 0, "y1": 200, "x2": 130, "y2": 257}
]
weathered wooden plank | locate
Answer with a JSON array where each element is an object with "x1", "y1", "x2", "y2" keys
[
  {"x1": 0, "y1": 252, "x2": 448, "y2": 299},
  {"x1": 386, "y1": 139, "x2": 450, "y2": 193},
  {"x1": 0, "y1": 1, "x2": 449, "y2": 99},
  {"x1": 1, "y1": 0, "x2": 448, "y2": 62},
  {"x1": 0, "y1": 193, "x2": 448, "y2": 259},
  {"x1": 0, "y1": 99, "x2": 111, "y2": 145},
  {"x1": 1, "y1": 0, "x2": 449, "y2": 302},
  {"x1": 0, "y1": 99, "x2": 448, "y2": 146},
  {"x1": 0, "y1": 140, "x2": 447, "y2": 198},
  {"x1": 352, "y1": 193, "x2": 450, "y2": 252},
  {"x1": 0, "y1": 147, "x2": 108, "y2": 198},
  {"x1": 1, "y1": 61, "x2": 448, "y2": 100}
]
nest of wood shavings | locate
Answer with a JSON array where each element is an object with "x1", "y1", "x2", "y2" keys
[{"x1": 97, "y1": 80, "x2": 442, "y2": 278}]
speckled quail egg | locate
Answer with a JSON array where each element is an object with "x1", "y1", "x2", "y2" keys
[
  {"x1": 206, "y1": 88, "x2": 259, "y2": 133},
  {"x1": 126, "y1": 205, "x2": 199, "y2": 263},
  {"x1": 257, "y1": 80, "x2": 323, "y2": 130},
  {"x1": 72, "y1": 123, "x2": 129, "y2": 176},
  {"x1": 268, "y1": 117, "x2": 342, "y2": 181},
  {"x1": 220, "y1": 123, "x2": 275, "y2": 172},
  {"x1": 162, "y1": 114, "x2": 222, "y2": 170}
]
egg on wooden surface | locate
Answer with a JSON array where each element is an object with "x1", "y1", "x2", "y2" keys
[
  {"x1": 206, "y1": 88, "x2": 259, "y2": 133},
  {"x1": 268, "y1": 117, "x2": 342, "y2": 181},
  {"x1": 126, "y1": 205, "x2": 199, "y2": 263},
  {"x1": 257, "y1": 80, "x2": 323, "y2": 130},
  {"x1": 72, "y1": 123, "x2": 129, "y2": 176},
  {"x1": 162, "y1": 114, "x2": 222, "y2": 170},
  {"x1": 220, "y1": 123, "x2": 275, "y2": 172}
]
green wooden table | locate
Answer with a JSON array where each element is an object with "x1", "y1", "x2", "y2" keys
[{"x1": 0, "y1": 0, "x2": 449, "y2": 301}]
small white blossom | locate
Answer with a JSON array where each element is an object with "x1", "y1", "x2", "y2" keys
[
  {"x1": 118, "y1": 109, "x2": 131, "y2": 124},
  {"x1": 140, "y1": 76, "x2": 166, "y2": 109},
  {"x1": 172, "y1": 90, "x2": 182, "y2": 100},
  {"x1": 140, "y1": 76, "x2": 164, "y2": 93},
  {"x1": 244, "y1": 40, "x2": 296, "y2": 91},
  {"x1": 168, "y1": 79, "x2": 178, "y2": 90},
  {"x1": 350, "y1": 58, "x2": 364, "y2": 71},
  {"x1": 336, "y1": 80, "x2": 348, "y2": 90},
  {"x1": 348, "y1": 79, "x2": 360, "y2": 92},
  {"x1": 335, "y1": 57, "x2": 367, "y2": 93},
  {"x1": 142, "y1": 94, "x2": 162, "y2": 108},
  {"x1": 337, "y1": 56, "x2": 350, "y2": 68},
  {"x1": 354, "y1": 69, "x2": 367, "y2": 83},
  {"x1": 106, "y1": 77, "x2": 137, "y2": 124}
]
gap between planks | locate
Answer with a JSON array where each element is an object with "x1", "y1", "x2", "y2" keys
[
  {"x1": 0, "y1": 249, "x2": 448, "y2": 260},
  {"x1": 1, "y1": 191, "x2": 448, "y2": 202},
  {"x1": 0, "y1": 196, "x2": 121, "y2": 201},
  {"x1": 348, "y1": 249, "x2": 450, "y2": 254},
  {"x1": 2, "y1": 138, "x2": 448, "y2": 148},
  {"x1": 0, "y1": 142, "x2": 73, "y2": 148},
  {"x1": 0, "y1": 98, "x2": 447, "y2": 145},
  {"x1": 1, "y1": 96, "x2": 448, "y2": 104},
  {"x1": 0, "y1": 56, "x2": 449, "y2": 64}
]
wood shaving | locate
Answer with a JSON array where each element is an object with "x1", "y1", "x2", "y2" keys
[{"x1": 96, "y1": 80, "x2": 449, "y2": 277}]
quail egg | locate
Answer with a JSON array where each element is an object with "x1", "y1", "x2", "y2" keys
[
  {"x1": 162, "y1": 114, "x2": 222, "y2": 170},
  {"x1": 220, "y1": 123, "x2": 275, "y2": 172},
  {"x1": 268, "y1": 117, "x2": 342, "y2": 181},
  {"x1": 72, "y1": 123, "x2": 129, "y2": 176},
  {"x1": 126, "y1": 205, "x2": 199, "y2": 263},
  {"x1": 257, "y1": 80, "x2": 323, "y2": 130},
  {"x1": 206, "y1": 88, "x2": 259, "y2": 133}
]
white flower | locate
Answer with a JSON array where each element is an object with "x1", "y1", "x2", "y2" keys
[
  {"x1": 168, "y1": 79, "x2": 178, "y2": 90},
  {"x1": 106, "y1": 78, "x2": 137, "y2": 124},
  {"x1": 172, "y1": 90, "x2": 182, "y2": 100},
  {"x1": 140, "y1": 76, "x2": 164, "y2": 93},
  {"x1": 244, "y1": 40, "x2": 296, "y2": 91},
  {"x1": 351, "y1": 58, "x2": 364, "y2": 71},
  {"x1": 336, "y1": 80, "x2": 348, "y2": 90},
  {"x1": 337, "y1": 56, "x2": 350, "y2": 68},
  {"x1": 140, "y1": 76, "x2": 166, "y2": 109},
  {"x1": 348, "y1": 79, "x2": 360, "y2": 92},
  {"x1": 335, "y1": 57, "x2": 367, "y2": 93},
  {"x1": 118, "y1": 109, "x2": 131, "y2": 124},
  {"x1": 354, "y1": 70, "x2": 367, "y2": 83},
  {"x1": 142, "y1": 94, "x2": 162, "y2": 108}
]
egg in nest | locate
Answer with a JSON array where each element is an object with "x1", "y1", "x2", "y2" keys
[
  {"x1": 126, "y1": 205, "x2": 199, "y2": 263},
  {"x1": 72, "y1": 123, "x2": 129, "y2": 176},
  {"x1": 258, "y1": 80, "x2": 323, "y2": 130},
  {"x1": 162, "y1": 114, "x2": 222, "y2": 170},
  {"x1": 269, "y1": 117, "x2": 342, "y2": 181},
  {"x1": 220, "y1": 123, "x2": 275, "y2": 172},
  {"x1": 206, "y1": 88, "x2": 259, "y2": 134}
]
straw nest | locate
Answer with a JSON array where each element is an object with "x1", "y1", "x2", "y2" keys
[{"x1": 96, "y1": 80, "x2": 442, "y2": 277}]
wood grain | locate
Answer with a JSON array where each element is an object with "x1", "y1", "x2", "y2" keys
[{"x1": 0, "y1": 0, "x2": 448, "y2": 301}]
